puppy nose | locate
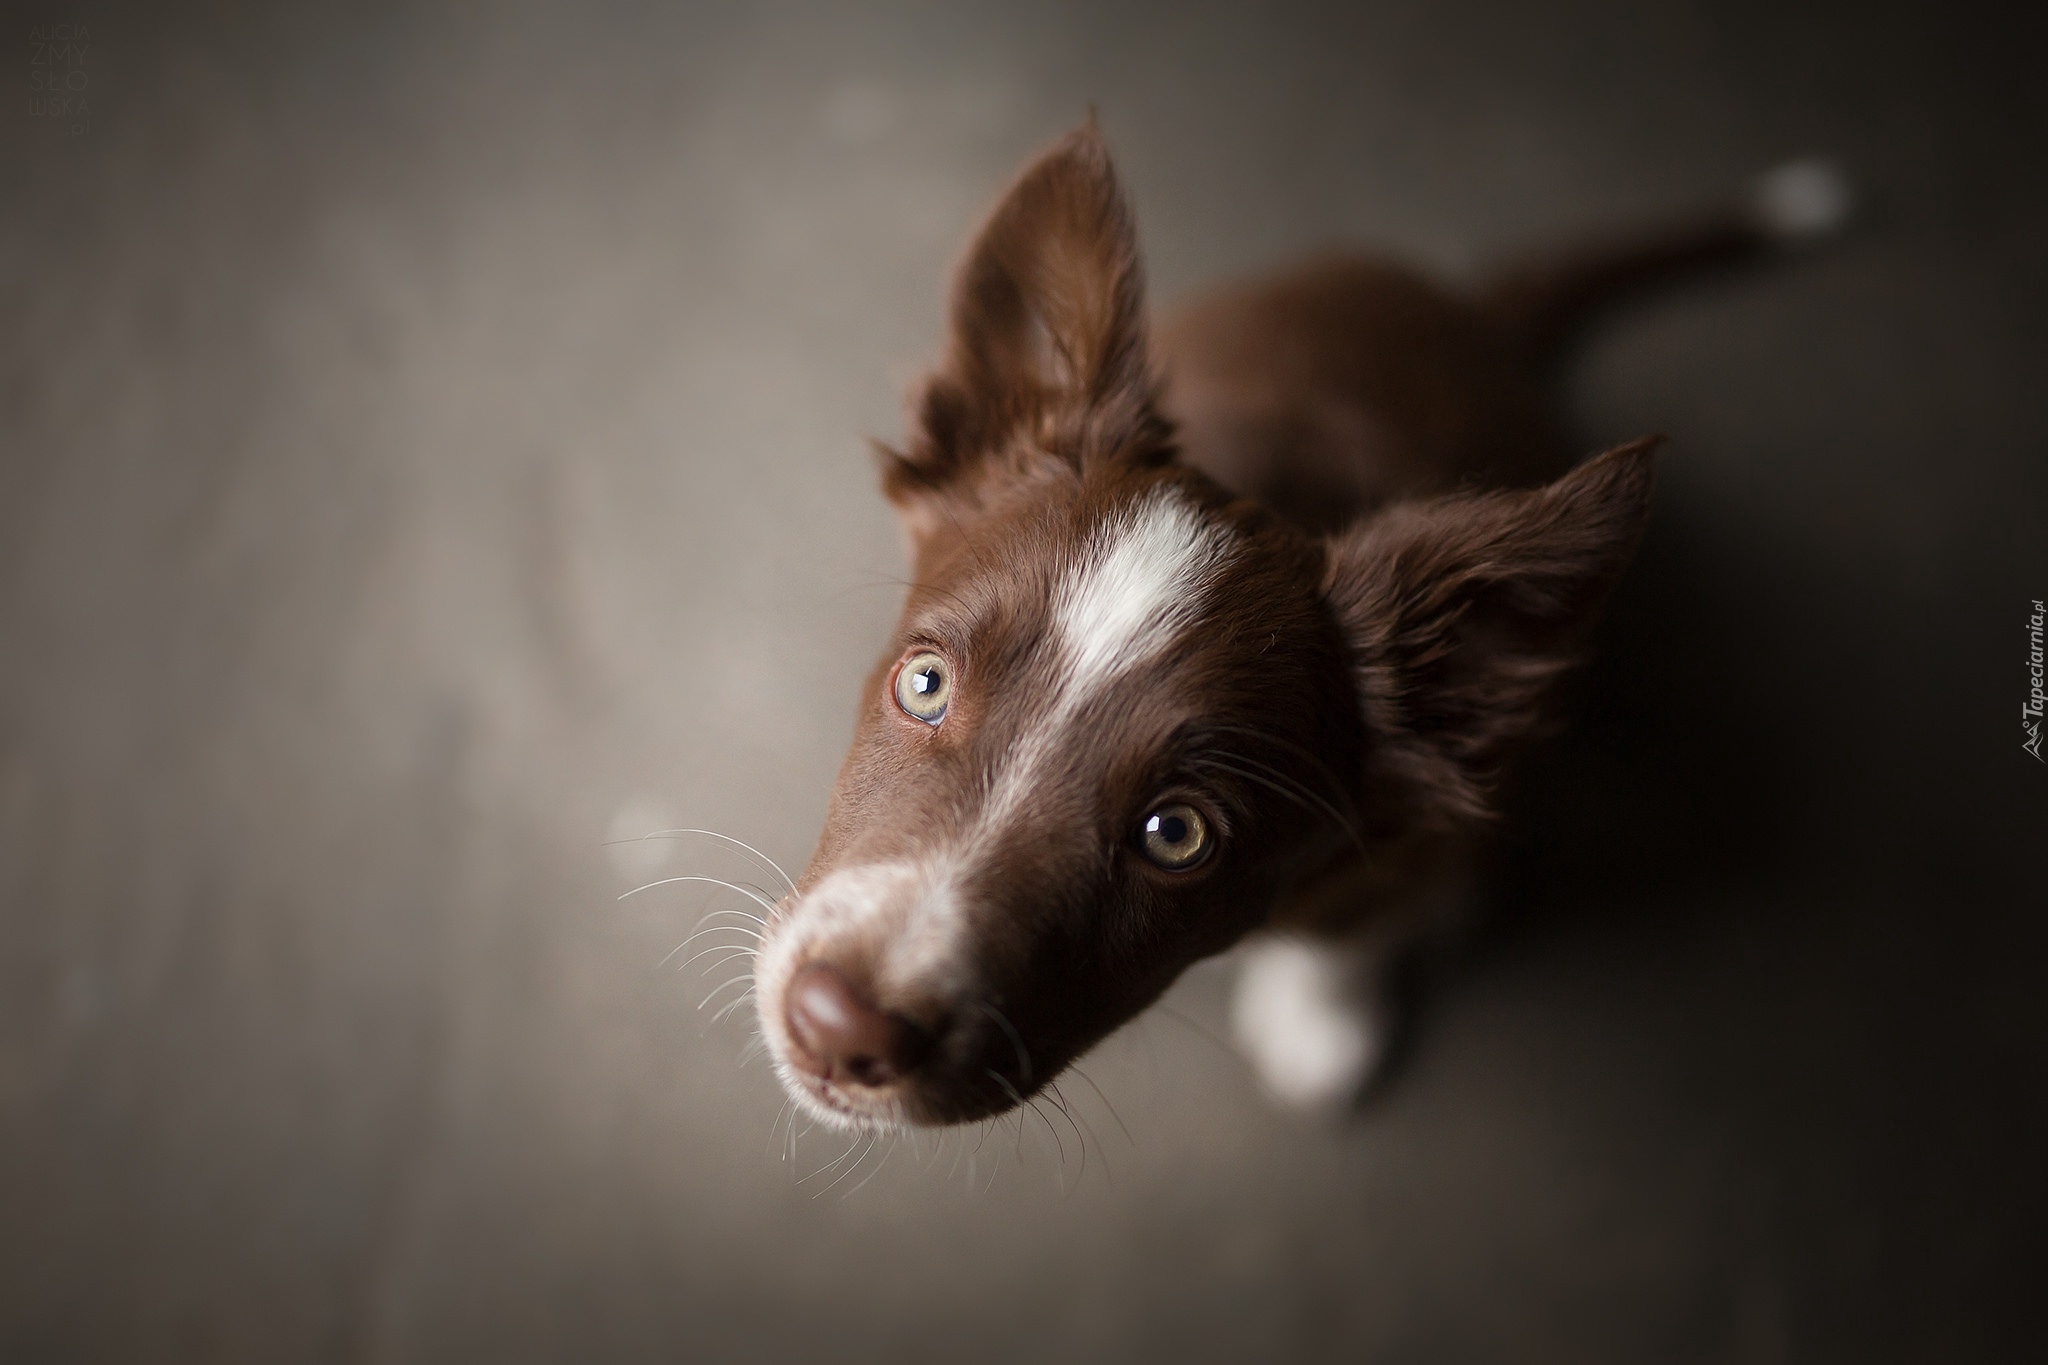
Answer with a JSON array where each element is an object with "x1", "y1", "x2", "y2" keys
[{"x1": 784, "y1": 963, "x2": 925, "y2": 1087}]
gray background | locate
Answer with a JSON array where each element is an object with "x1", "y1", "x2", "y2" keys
[{"x1": 4, "y1": 1, "x2": 2043, "y2": 1360}]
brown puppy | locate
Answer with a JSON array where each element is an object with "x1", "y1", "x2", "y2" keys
[{"x1": 751, "y1": 123, "x2": 1847, "y2": 1127}]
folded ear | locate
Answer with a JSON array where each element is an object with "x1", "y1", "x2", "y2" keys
[
  {"x1": 882, "y1": 122, "x2": 1170, "y2": 536},
  {"x1": 1322, "y1": 439, "x2": 1658, "y2": 833}
]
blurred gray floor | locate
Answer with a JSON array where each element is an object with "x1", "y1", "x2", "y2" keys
[{"x1": 4, "y1": 2, "x2": 2045, "y2": 1361}]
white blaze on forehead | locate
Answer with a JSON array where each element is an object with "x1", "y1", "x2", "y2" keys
[
  {"x1": 1053, "y1": 490, "x2": 1235, "y2": 683},
  {"x1": 976, "y1": 488, "x2": 1236, "y2": 835}
]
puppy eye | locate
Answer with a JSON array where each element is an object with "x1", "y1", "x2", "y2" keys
[
  {"x1": 893, "y1": 651, "x2": 951, "y2": 724},
  {"x1": 1139, "y1": 803, "x2": 1211, "y2": 871}
]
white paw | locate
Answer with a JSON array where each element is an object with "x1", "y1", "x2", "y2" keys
[{"x1": 1230, "y1": 938, "x2": 1387, "y2": 1110}]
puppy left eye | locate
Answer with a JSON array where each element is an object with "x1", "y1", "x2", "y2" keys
[
  {"x1": 893, "y1": 650, "x2": 951, "y2": 724},
  {"x1": 1139, "y1": 803, "x2": 1211, "y2": 870}
]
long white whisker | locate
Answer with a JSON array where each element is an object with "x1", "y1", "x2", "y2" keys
[
  {"x1": 684, "y1": 945, "x2": 759, "y2": 973},
  {"x1": 800, "y1": 1131, "x2": 865, "y2": 1186},
  {"x1": 687, "y1": 908, "x2": 768, "y2": 932},
  {"x1": 668, "y1": 926, "x2": 757, "y2": 960},
  {"x1": 985, "y1": 1070, "x2": 1038, "y2": 1165},
  {"x1": 1068, "y1": 1064, "x2": 1134, "y2": 1148},
  {"x1": 824, "y1": 1131, "x2": 878, "y2": 1198},
  {"x1": 656, "y1": 913, "x2": 762, "y2": 969},
  {"x1": 815, "y1": 1132, "x2": 880, "y2": 1199},
  {"x1": 841, "y1": 1134, "x2": 899, "y2": 1199},
  {"x1": 697, "y1": 975, "x2": 755, "y2": 1012},
  {"x1": 710, "y1": 990, "x2": 757, "y2": 1025},
  {"x1": 1046, "y1": 1081, "x2": 1095, "y2": 1187},
  {"x1": 612, "y1": 828, "x2": 798, "y2": 896},
  {"x1": 1025, "y1": 1097, "x2": 1066, "y2": 1187},
  {"x1": 619, "y1": 875, "x2": 781, "y2": 918}
]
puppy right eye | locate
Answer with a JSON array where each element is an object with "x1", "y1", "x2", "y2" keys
[
  {"x1": 892, "y1": 651, "x2": 951, "y2": 724},
  {"x1": 1139, "y1": 803, "x2": 1212, "y2": 870}
]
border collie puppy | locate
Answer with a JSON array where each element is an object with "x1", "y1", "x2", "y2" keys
[{"x1": 750, "y1": 122, "x2": 1847, "y2": 1126}]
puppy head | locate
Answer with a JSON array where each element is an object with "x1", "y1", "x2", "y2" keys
[{"x1": 755, "y1": 125, "x2": 1654, "y2": 1131}]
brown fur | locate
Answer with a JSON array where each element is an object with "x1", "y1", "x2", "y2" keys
[{"x1": 755, "y1": 122, "x2": 1711, "y2": 1130}]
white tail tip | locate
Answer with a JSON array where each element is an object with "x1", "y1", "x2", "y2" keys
[{"x1": 1750, "y1": 157, "x2": 1855, "y2": 241}]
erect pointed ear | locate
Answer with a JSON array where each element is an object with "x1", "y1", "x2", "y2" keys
[
  {"x1": 881, "y1": 121, "x2": 1170, "y2": 533},
  {"x1": 1323, "y1": 439, "x2": 1658, "y2": 832}
]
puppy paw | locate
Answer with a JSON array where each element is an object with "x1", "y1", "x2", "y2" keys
[{"x1": 1230, "y1": 938, "x2": 1389, "y2": 1110}]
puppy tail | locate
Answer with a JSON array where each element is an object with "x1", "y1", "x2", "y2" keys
[{"x1": 1482, "y1": 157, "x2": 1855, "y2": 367}]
